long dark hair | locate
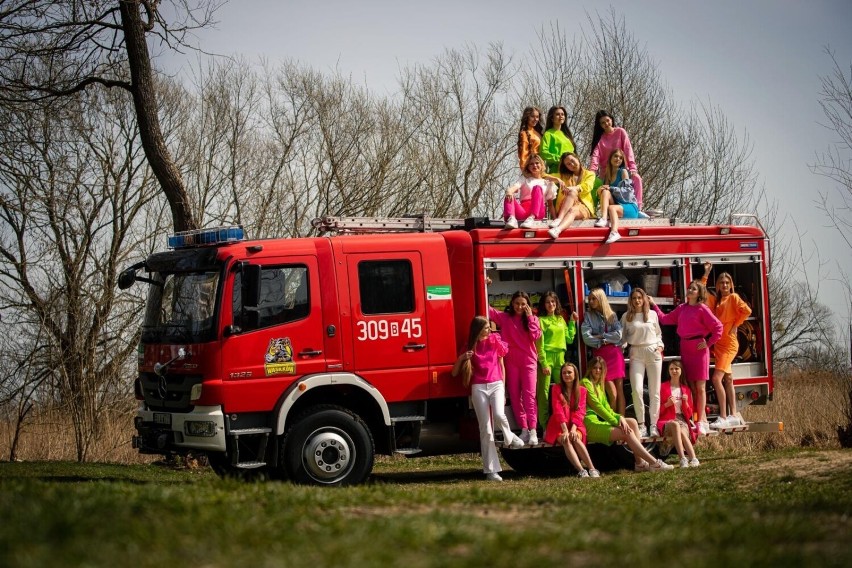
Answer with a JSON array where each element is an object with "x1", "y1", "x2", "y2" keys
[
  {"x1": 591, "y1": 109, "x2": 614, "y2": 156},
  {"x1": 504, "y1": 290, "x2": 532, "y2": 329},
  {"x1": 459, "y1": 316, "x2": 490, "y2": 387},
  {"x1": 558, "y1": 362, "x2": 581, "y2": 411},
  {"x1": 519, "y1": 106, "x2": 543, "y2": 135},
  {"x1": 545, "y1": 106, "x2": 576, "y2": 148},
  {"x1": 558, "y1": 151, "x2": 584, "y2": 178},
  {"x1": 538, "y1": 290, "x2": 562, "y2": 316}
]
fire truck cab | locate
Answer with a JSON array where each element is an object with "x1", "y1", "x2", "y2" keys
[{"x1": 124, "y1": 215, "x2": 775, "y2": 485}]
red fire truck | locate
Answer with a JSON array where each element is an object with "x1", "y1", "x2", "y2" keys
[{"x1": 123, "y1": 214, "x2": 776, "y2": 485}]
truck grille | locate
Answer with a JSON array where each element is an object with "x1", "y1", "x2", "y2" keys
[{"x1": 139, "y1": 372, "x2": 203, "y2": 412}]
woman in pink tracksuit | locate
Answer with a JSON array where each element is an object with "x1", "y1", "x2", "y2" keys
[
  {"x1": 489, "y1": 291, "x2": 542, "y2": 445},
  {"x1": 651, "y1": 280, "x2": 723, "y2": 435}
]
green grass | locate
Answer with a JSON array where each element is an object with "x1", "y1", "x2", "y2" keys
[{"x1": 1, "y1": 448, "x2": 851, "y2": 567}]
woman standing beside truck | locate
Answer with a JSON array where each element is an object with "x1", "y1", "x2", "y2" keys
[{"x1": 453, "y1": 316, "x2": 525, "y2": 482}]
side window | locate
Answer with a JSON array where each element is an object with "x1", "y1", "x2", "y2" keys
[
  {"x1": 358, "y1": 260, "x2": 414, "y2": 314},
  {"x1": 233, "y1": 265, "x2": 310, "y2": 331}
]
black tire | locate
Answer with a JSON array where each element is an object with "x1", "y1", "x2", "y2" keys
[
  {"x1": 500, "y1": 446, "x2": 575, "y2": 476},
  {"x1": 282, "y1": 405, "x2": 375, "y2": 486}
]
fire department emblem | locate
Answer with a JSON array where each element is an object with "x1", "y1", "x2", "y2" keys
[{"x1": 264, "y1": 337, "x2": 296, "y2": 376}]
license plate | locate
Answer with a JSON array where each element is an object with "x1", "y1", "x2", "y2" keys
[{"x1": 153, "y1": 413, "x2": 171, "y2": 426}]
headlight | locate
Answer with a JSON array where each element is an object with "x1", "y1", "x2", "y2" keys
[
  {"x1": 190, "y1": 383, "x2": 203, "y2": 401},
  {"x1": 184, "y1": 421, "x2": 217, "y2": 437}
]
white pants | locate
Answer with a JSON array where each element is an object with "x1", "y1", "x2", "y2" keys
[
  {"x1": 471, "y1": 381, "x2": 518, "y2": 474},
  {"x1": 629, "y1": 345, "x2": 663, "y2": 428}
]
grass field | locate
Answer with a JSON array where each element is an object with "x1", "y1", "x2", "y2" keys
[{"x1": 2, "y1": 447, "x2": 851, "y2": 568}]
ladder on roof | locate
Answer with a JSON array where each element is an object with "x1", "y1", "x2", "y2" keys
[{"x1": 312, "y1": 215, "x2": 471, "y2": 234}]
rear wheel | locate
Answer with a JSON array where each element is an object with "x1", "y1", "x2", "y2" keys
[{"x1": 282, "y1": 405, "x2": 375, "y2": 486}]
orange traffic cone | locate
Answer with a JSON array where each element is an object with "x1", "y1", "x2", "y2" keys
[{"x1": 658, "y1": 268, "x2": 674, "y2": 298}]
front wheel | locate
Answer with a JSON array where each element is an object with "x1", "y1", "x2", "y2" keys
[{"x1": 282, "y1": 405, "x2": 375, "y2": 486}]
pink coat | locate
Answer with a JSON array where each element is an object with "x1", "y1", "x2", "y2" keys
[{"x1": 544, "y1": 384, "x2": 587, "y2": 444}]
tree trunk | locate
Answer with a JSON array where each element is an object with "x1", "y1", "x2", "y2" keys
[{"x1": 120, "y1": 0, "x2": 198, "y2": 232}]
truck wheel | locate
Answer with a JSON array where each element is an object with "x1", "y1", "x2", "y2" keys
[{"x1": 282, "y1": 405, "x2": 375, "y2": 486}]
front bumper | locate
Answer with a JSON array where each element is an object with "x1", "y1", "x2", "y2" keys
[{"x1": 132, "y1": 405, "x2": 227, "y2": 454}]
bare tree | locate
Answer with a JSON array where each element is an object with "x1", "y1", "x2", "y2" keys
[
  {"x1": 813, "y1": 48, "x2": 852, "y2": 250},
  {"x1": 0, "y1": 0, "x2": 220, "y2": 232},
  {"x1": 399, "y1": 43, "x2": 516, "y2": 217},
  {"x1": 0, "y1": 87, "x2": 161, "y2": 460}
]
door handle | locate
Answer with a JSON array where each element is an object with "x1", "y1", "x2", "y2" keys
[
  {"x1": 403, "y1": 343, "x2": 426, "y2": 351},
  {"x1": 299, "y1": 349, "x2": 322, "y2": 357}
]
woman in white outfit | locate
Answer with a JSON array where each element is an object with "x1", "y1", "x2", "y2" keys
[{"x1": 620, "y1": 287, "x2": 664, "y2": 437}]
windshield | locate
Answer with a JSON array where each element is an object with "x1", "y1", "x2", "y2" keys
[{"x1": 142, "y1": 271, "x2": 220, "y2": 343}]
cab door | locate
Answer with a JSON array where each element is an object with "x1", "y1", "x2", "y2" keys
[
  {"x1": 222, "y1": 257, "x2": 327, "y2": 412},
  {"x1": 346, "y1": 252, "x2": 429, "y2": 402}
]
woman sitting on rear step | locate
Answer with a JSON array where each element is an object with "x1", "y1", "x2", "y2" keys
[
  {"x1": 581, "y1": 356, "x2": 674, "y2": 473},
  {"x1": 658, "y1": 360, "x2": 700, "y2": 468},
  {"x1": 544, "y1": 363, "x2": 600, "y2": 478}
]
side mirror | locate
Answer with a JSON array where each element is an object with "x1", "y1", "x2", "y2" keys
[{"x1": 118, "y1": 268, "x2": 137, "y2": 290}]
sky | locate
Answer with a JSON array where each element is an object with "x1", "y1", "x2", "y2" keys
[{"x1": 165, "y1": 0, "x2": 852, "y2": 335}]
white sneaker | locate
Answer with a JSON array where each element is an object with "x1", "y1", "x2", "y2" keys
[
  {"x1": 508, "y1": 436, "x2": 524, "y2": 449},
  {"x1": 689, "y1": 457, "x2": 701, "y2": 467},
  {"x1": 519, "y1": 216, "x2": 536, "y2": 229},
  {"x1": 577, "y1": 469, "x2": 590, "y2": 478},
  {"x1": 547, "y1": 227, "x2": 561, "y2": 239},
  {"x1": 679, "y1": 457, "x2": 690, "y2": 468},
  {"x1": 548, "y1": 217, "x2": 562, "y2": 228},
  {"x1": 729, "y1": 414, "x2": 744, "y2": 426},
  {"x1": 594, "y1": 217, "x2": 608, "y2": 228},
  {"x1": 485, "y1": 472, "x2": 503, "y2": 482},
  {"x1": 527, "y1": 430, "x2": 539, "y2": 446},
  {"x1": 638, "y1": 211, "x2": 650, "y2": 219},
  {"x1": 504, "y1": 216, "x2": 518, "y2": 229},
  {"x1": 519, "y1": 428, "x2": 530, "y2": 444},
  {"x1": 697, "y1": 421, "x2": 709, "y2": 435},
  {"x1": 605, "y1": 231, "x2": 621, "y2": 244},
  {"x1": 710, "y1": 417, "x2": 728, "y2": 429},
  {"x1": 638, "y1": 424, "x2": 648, "y2": 438},
  {"x1": 589, "y1": 468, "x2": 601, "y2": 478},
  {"x1": 649, "y1": 459, "x2": 674, "y2": 472},
  {"x1": 650, "y1": 426, "x2": 660, "y2": 438}
]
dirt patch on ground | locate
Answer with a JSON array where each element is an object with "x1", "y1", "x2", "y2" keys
[
  {"x1": 344, "y1": 503, "x2": 541, "y2": 524},
  {"x1": 747, "y1": 450, "x2": 852, "y2": 478}
]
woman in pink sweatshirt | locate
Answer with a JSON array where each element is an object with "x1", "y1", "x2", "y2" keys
[
  {"x1": 588, "y1": 110, "x2": 646, "y2": 211},
  {"x1": 651, "y1": 281, "x2": 723, "y2": 435},
  {"x1": 543, "y1": 363, "x2": 599, "y2": 478},
  {"x1": 489, "y1": 291, "x2": 542, "y2": 445}
]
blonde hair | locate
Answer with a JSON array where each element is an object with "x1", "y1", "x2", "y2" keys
[
  {"x1": 587, "y1": 356, "x2": 608, "y2": 387},
  {"x1": 625, "y1": 287, "x2": 650, "y2": 323},
  {"x1": 588, "y1": 288, "x2": 616, "y2": 324},
  {"x1": 603, "y1": 149, "x2": 628, "y2": 185}
]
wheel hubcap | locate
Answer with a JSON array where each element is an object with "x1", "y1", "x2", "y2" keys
[{"x1": 303, "y1": 429, "x2": 353, "y2": 482}]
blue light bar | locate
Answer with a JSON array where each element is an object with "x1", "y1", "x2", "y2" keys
[{"x1": 167, "y1": 226, "x2": 245, "y2": 249}]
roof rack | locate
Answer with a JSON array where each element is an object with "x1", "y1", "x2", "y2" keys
[
  {"x1": 312, "y1": 215, "x2": 471, "y2": 234},
  {"x1": 312, "y1": 214, "x2": 680, "y2": 234}
]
